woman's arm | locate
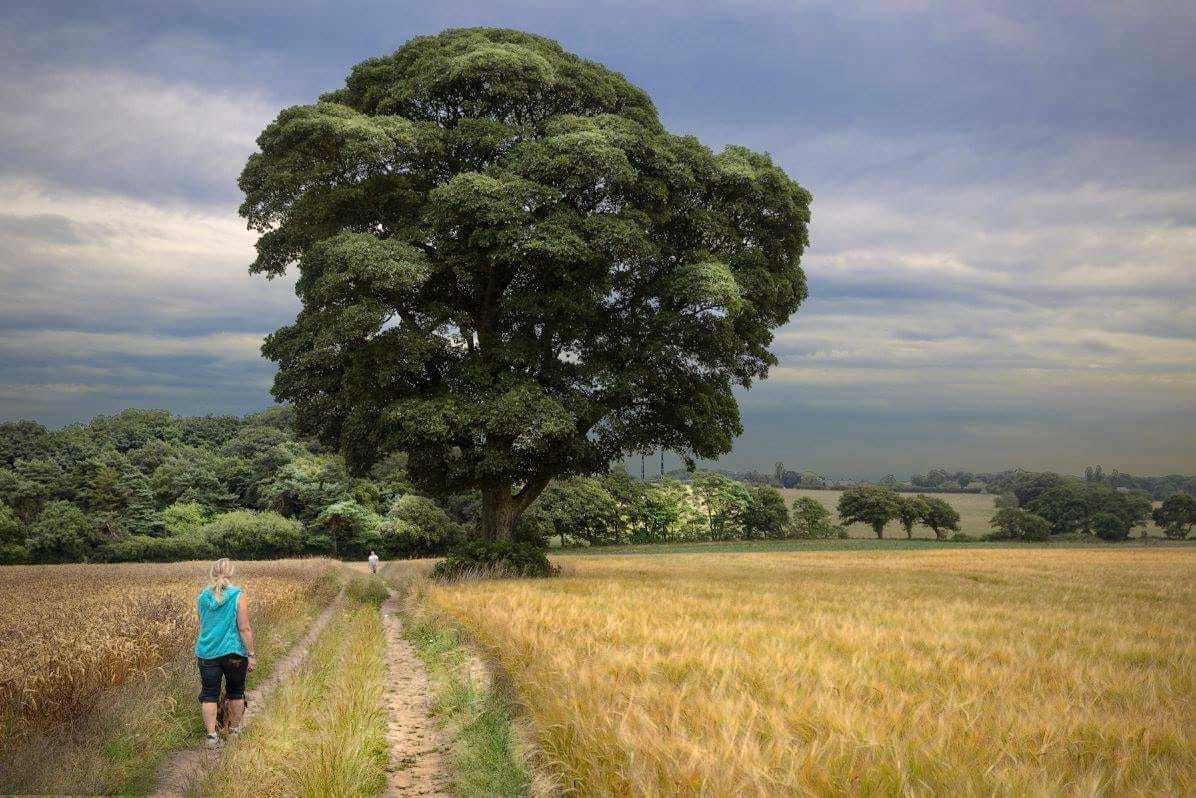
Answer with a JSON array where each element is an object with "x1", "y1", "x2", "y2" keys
[{"x1": 236, "y1": 592, "x2": 256, "y2": 670}]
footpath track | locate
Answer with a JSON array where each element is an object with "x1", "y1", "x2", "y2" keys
[
  {"x1": 151, "y1": 588, "x2": 345, "y2": 797},
  {"x1": 379, "y1": 588, "x2": 453, "y2": 797}
]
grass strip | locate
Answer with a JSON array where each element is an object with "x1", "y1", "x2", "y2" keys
[{"x1": 193, "y1": 573, "x2": 389, "y2": 797}]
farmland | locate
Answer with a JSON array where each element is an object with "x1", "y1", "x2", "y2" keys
[
  {"x1": 0, "y1": 559, "x2": 338, "y2": 794},
  {"x1": 780, "y1": 488, "x2": 998, "y2": 538},
  {"x1": 424, "y1": 547, "x2": 1196, "y2": 795}
]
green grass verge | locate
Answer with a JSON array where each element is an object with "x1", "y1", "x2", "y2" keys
[
  {"x1": 192, "y1": 585, "x2": 389, "y2": 797},
  {"x1": 558, "y1": 536, "x2": 1196, "y2": 556},
  {"x1": 385, "y1": 566, "x2": 538, "y2": 797}
]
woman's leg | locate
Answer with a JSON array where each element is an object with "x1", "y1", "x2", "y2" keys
[
  {"x1": 198, "y1": 659, "x2": 222, "y2": 734},
  {"x1": 221, "y1": 654, "x2": 250, "y2": 730}
]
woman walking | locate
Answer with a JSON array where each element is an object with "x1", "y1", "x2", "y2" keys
[{"x1": 195, "y1": 558, "x2": 255, "y2": 748}]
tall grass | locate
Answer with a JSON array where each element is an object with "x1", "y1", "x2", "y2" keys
[
  {"x1": 194, "y1": 597, "x2": 389, "y2": 797},
  {"x1": 0, "y1": 559, "x2": 339, "y2": 794},
  {"x1": 427, "y1": 548, "x2": 1196, "y2": 795}
]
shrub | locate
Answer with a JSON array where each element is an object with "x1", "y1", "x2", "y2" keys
[
  {"x1": 103, "y1": 534, "x2": 214, "y2": 562},
  {"x1": 160, "y1": 501, "x2": 213, "y2": 536},
  {"x1": 431, "y1": 539, "x2": 556, "y2": 580},
  {"x1": 989, "y1": 508, "x2": 1050, "y2": 541},
  {"x1": 950, "y1": 532, "x2": 974, "y2": 542},
  {"x1": 512, "y1": 506, "x2": 553, "y2": 548},
  {"x1": 203, "y1": 510, "x2": 305, "y2": 559},
  {"x1": 379, "y1": 495, "x2": 462, "y2": 558},
  {"x1": 539, "y1": 478, "x2": 621, "y2": 546},
  {"x1": 26, "y1": 501, "x2": 105, "y2": 563},
  {"x1": 790, "y1": 497, "x2": 835, "y2": 539},
  {"x1": 1093, "y1": 512, "x2": 1130, "y2": 541},
  {"x1": 742, "y1": 486, "x2": 790, "y2": 539},
  {"x1": 0, "y1": 543, "x2": 28, "y2": 564},
  {"x1": 314, "y1": 499, "x2": 382, "y2": 558}
]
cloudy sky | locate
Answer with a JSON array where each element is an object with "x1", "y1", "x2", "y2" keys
[{"x1": 1, "y1": 1, "x2": 1194, "y2": 478}]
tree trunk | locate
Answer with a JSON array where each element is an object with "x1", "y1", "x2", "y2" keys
[
  {"x1": 874, "y1": 522, "x2": 884, "y2": 539},
  {"x1": 479, "y1": 477, "x2": 551, "y2": 543},
  {"x1": 480, "y1": 487, "x2": 521, "y2": 542}
]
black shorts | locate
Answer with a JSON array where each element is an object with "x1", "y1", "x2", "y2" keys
[{"x1": 198, "y1": 652, "x2": 248, "y2": 702}]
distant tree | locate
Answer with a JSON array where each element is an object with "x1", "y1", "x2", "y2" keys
[
  {"x1": 742, "y1": 486, "x2": 789, "y2": 539},
  {"x1": 896, "y1": 495, "x2": 931, "y2": 539},
  {"x1": 989, "y1": 508, "x2": 1050, "y2": 541},
  {"x1": 540, "y1": 477, "x2": 622, "y2": 546},
  {"x1": 1012, "y1": 471, "x2": 1069, "y2": 507},
  {"x1": 921, "y1": 497, "x2": 961, "y2": 539},
  {"x1": 26, "y1": 500, "x2": 104, "y2": 563},
  {"x1": 692, "y1": 472, "x2": 752, "y2": 539},
  {"x1": 838, "y1": 486, "x2": 902, "y2": 538},
  {"x1": 315, "y1": 499, "x2": 382, "y2": 556},
  {"x1": 387, "y1": 495, "x2": 461, "y2": 546},
  {"x1": 1093, "y1": 511, "x2": 1130, "y2": 541},
  {"x1": 204, "y1": 510, "x2": 305, "y2": 559},
  {"x1": 993, "y1": 492, "x2": 1018, "y2": 510},
  {"x1": 0, "y1": 467, "x2": 48, "y2": 523},
  {"x1": 0, "y1": 502, "x2": 26, "y2": 563},
  {"x1": 160, "y1": 501, "x2": 214, "y2": 536},
  {"x1": 0, "y1": 420, "x2": 54, "y2": 467},
  {"x1": 790, "y1": 496, "x2": 834, "y2": 538},
  {"x1": 240, "y1": 28, "x2": 811, "y2": 542},
  {"x1": 1152, "y1": 493, "x2": 1196, "y2": 540},
  {"x1": 1026, "y1": 482, "x2": 1091, "y2": 535}
]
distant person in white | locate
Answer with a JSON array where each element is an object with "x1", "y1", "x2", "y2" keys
[{"x1": 368, "y1": 550, "x2": 380, "y2": 575}]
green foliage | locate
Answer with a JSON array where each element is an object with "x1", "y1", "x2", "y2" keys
[
  {"x1": 103, "y1": 534, "x2": 214, "y2": 563},
  {"x1": 1093, "y1": 512, "x2": 1130, "y2": 542},
  {"x1": 1152, "y1": 493, "x2": 1196, "y2": 540},
  {"x1": 202, "y1": 510, "x2": 305, "y2": 559},
  {"x1": 742, "y1": 486, "x2": 789, "y2": 539},
  {"x1": 27, "y1": 500, "x2": 105, "y2": 563},
  {"x1": 896, "y1": 495, "x2": 931, "y2": 538},
  {"x1": 921, "y1": 497, "x2": 961, "y2": 539},
  {"x1": 377, "y1": 495, "x2": 462, "y2": 558},
  {"x1": 692, "y1": 472, "x2": 752, "y2": 540},
  {"x1": 160, "y1": 501, "x2": 214, "y2": 536},
  {"x1": 837, "y1": 486, "x2": 902, "y2": 538},
  {"x1": 989, "y1": 508, "x2": 1050, "y2": 541},
  {"x1": 315, "y1": 499, "x2": 382, "y2": 557},
  {"x1": 790, "y1": 496, "x2": 833, "y2": 538},
  {"x1": 431, "y1": 540, "x2": 555, "y2": 580},
  {"x1": 242, "y1": 28, "x2": 811, "y2": 541},
  {"x1": 539, "y1": 477, "x2": 621, "y2": 546},
  {"x1": 0, "y1": 503, "x2": 27, "y2": 563}
]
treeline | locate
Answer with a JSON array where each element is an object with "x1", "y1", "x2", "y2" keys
[
  {"x1": 0, "y1": 408, "x2": 469, "y2": 564},
  {"x1": 2, "y1": 409, "x2": 1194, "y2": 565}
]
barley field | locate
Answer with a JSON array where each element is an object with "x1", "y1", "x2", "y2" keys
[
  {"x1": 779, "y1": 488, "x2": 997, "y2": 538},
  {"x1": 0, "y1": 559, "x2": 335, "y2": 739},
  {"x1": 426, "y1": 548, "x2": 1196, "y2": 795}
]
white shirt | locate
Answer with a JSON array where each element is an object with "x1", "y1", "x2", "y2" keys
[{"x1": 368, "y1": 554, "x2": 379, "y2": 566}]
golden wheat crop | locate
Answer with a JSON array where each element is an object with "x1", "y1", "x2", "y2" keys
[
  {"x1": 0, "y1": 558, "x2": 336, "y2": 739},
  {"x1": 427, "y1": 548, "x2": 1196, "y2": 796}
]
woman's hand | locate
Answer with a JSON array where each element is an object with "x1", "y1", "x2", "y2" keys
[{"x1": 247, "y1": 653, "x2": 256, "y2": 672}]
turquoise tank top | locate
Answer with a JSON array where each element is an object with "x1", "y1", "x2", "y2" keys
[{"x1": 195, "y1": 585, "x2": 247, "y2": 659}]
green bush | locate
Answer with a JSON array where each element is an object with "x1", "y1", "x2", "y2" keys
[
  {"x1": 378, "y1": 495, "x2": 461, "y2": 558},
  {"x1": 512, "y1": 506, "x2": 553, "y2": 548},
  {"x1": 160, "y1": 501, "x2": 214, "y2": 536},
  {"x1": 0, "y1": 543, "x2": 28, "y2": 564},
  {"x1": 203, "y1": 509, "x2": 305, "y2": 559},
  {"x1": 1093, "y1": 511, "x2": 1130, "y2": 541},
  {"x1": 431, "y1": 539, "x2": 556, "y2": 580},
  {"x1": 950, "y1": 532, "x2": 974, "y2": 542},
  {"x1": 104, "y1": 534, "x2": 214, "y2": 562},
  {"x1": 27, "y1": 500, "x2": 105, "y2": 563}
]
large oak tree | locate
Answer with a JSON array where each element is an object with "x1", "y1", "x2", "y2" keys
[{"x1": 240, "y1": 28, "x2": 812, "y2": 540}]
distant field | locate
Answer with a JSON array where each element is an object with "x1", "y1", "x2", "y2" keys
[
  {"x1": 780, "y1": 487, "x2": 999, "y2": 538},
  {"x1": 427, "y1": 548, "x2": 1196, "y2": 795}
]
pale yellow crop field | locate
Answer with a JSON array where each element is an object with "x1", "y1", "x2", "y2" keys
[
  {"x1": 0, "y1": 559, "x2": 336, "y2": 739},
  {"x1": 427, "y1": 548, "x2": 1195, "y2": 796},
  {"x1": 779, "y1": 488, "x2": 998, "y2": 538}
]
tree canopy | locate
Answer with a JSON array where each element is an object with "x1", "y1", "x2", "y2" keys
[{"x1": 240, "y1": 28, "x2": 812, "y2": 539}]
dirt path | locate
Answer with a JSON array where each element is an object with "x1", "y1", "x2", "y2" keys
[
  {"x1": 380, "y1": 590, "x2": 453, "y2": 797},
  {"x1": 151, "y1": 589, "x2": 344, "y2": 797}
]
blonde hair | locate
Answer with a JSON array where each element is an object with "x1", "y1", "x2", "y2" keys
[{"x1": 209, "y1": 558, "x2": 235, "y2": 604}]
